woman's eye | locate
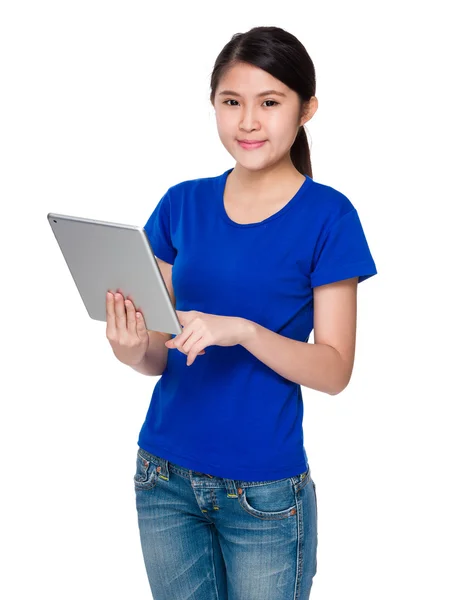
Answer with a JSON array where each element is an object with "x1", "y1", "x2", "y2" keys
[{"x1": 223, "y1": 99, "x2": 279, "y2": 107}]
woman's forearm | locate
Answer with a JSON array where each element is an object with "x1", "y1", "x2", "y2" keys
[
  {"x1": 130, "y1": 331, "x2": 172, "y2": 376},
  {"x1": 238, "y1": 318, "x2": 350, "y2": 395}
]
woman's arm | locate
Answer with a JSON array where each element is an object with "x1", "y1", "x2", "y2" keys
[
  {"x1": 130, "y1": 330, "x2": 173, "y2": 376},
  {"x1": 239, "y1": 277, "x2": 358, "y2": 395}
]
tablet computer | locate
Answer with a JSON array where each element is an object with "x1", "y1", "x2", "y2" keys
[{"x1": 47, "y1": 212, "x2": 182, "y2": 335}]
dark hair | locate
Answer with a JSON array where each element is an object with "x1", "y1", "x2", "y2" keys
[{"x1": 209, "y1": 26, "x2": 316, "y2": 178}]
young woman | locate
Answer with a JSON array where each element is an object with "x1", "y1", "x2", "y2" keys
[{"x1": 106, "y1": 25, "x2": 377, "y2": 600}]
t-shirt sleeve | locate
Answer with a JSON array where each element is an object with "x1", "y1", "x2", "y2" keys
[
  {"x1": 143, "y1": 189, "x2": 177, "y2": 265},
  {"x1": 310, "y1": 208, "x2": 377, "y2": 287}
]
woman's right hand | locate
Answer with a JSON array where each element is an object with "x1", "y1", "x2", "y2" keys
[{"x1": 105, "y1": 291, "x2": 149, "y2": 366}]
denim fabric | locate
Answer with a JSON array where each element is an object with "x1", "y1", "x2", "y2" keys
[{"x1": 134, "y1": 447, "x2": 318, "y2": 599}]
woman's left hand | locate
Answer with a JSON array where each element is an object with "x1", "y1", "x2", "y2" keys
[{"x1": 165, "y1": 310, "x2": 248, "y2": 366}]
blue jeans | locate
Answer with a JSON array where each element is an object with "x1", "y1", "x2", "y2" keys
[{"x1": 134, "y1": 447, "x2": 318, "y2": 599}]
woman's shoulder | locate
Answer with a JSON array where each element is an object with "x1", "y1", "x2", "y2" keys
[{"x1": 307, "y1": 176, "x2": 357, "y2": 221}]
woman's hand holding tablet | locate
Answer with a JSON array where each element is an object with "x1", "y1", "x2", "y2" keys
[{"x1": 105, "y1": 291, "x2": 150, "y2": 367}]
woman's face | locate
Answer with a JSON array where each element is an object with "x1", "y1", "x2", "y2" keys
[{"x1": 212, "y1": 62, "x2": 315, "y2": 172}]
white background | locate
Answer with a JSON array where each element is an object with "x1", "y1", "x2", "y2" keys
[{"x1": 1, "y1": 1, "x2": 462, "y2": 598}]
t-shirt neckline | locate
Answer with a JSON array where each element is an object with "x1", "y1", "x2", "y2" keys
[{"x1": 218, "y1": 167, "x2": 312, "y2": 228}]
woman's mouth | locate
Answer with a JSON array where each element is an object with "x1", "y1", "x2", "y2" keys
[{"x1": 237, "y1": 140, "x2": 267, "y2": 150}]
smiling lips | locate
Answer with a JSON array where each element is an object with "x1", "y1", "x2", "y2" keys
[{"x1": 237, "y1": 139, "x2": 266, "y2": 149}]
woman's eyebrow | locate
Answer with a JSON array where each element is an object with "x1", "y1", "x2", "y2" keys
[{"x1": 218, "y1": 89, "x2": 287, "y2": 98}]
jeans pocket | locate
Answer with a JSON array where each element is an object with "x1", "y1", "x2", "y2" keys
[
  {"x1": 238, "y1": 477, "x2": 297, "y2": 520},
  {"x1": 134, "y1": 450, "x2": 160, "y2": 491}
]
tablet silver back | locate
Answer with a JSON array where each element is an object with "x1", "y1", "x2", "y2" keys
[{"x1": 47, "y1": 212, "x2": 182, "y2": 335}]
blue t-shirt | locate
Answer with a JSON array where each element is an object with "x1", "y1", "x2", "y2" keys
[{"x1": 138, "y1": 167, "x2": 377, "y2": 481}]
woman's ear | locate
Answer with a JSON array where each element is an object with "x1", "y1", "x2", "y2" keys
[{"x1": 300, "y1": 96, "x2": 318, "y2": 127}]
